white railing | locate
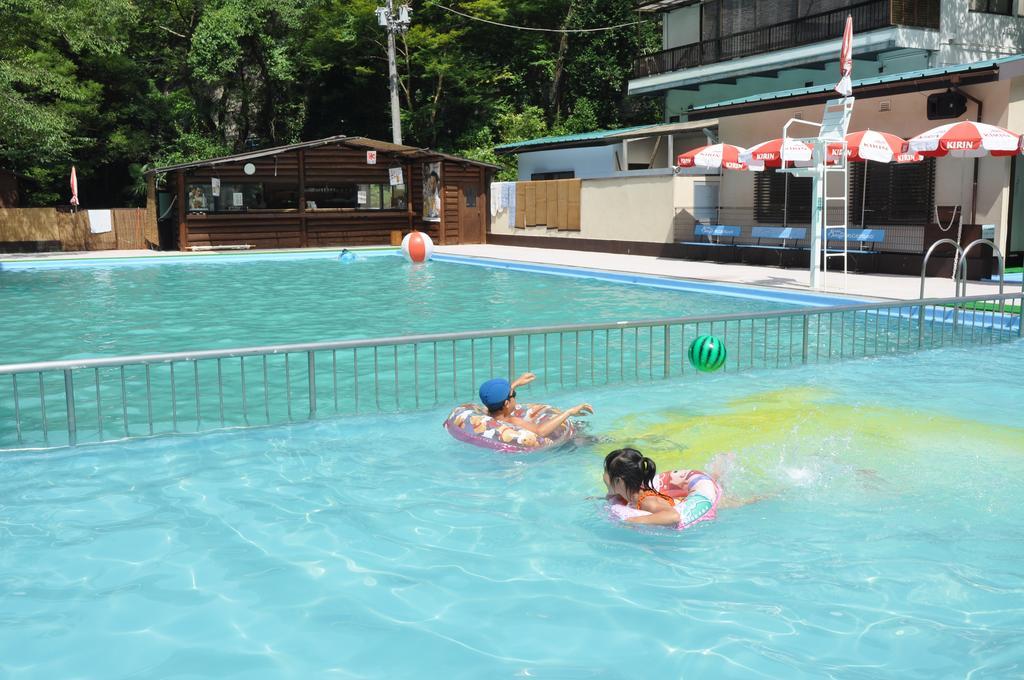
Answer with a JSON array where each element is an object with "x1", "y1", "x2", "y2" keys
[{"x1": 1, "y1": 292, "x2": 1020, "y2": 451}]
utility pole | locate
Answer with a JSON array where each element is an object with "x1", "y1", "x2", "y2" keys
[{"x1": 376, "y1": 0, "x2": 412, "y2": 145}]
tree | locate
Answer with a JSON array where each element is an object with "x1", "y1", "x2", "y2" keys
[{"x1": 0, "y1": 0, "x2": 661, "y2": 206}]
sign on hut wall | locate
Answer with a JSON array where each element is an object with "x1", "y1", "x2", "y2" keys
[{"x1": 423, "y1": 161, "x2": 441, "y2": 222}]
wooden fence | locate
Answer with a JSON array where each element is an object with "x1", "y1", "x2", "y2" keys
[
  {"x1": 514, "y1": 179, "x2": 581, "y2": 231},
  {"x1": 0, "y1": 207, "x2": 158, "y2": 253}
]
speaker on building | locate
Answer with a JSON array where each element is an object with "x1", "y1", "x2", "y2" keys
[{"x1": 927, "y1": 91, "x2": 968, "y2": 120}]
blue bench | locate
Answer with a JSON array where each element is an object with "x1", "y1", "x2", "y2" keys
[
  {"x1": 825, "y1": 228, "x2": 885, "y2": 253},
  {"x1": 746, "y1": 226, "x2": 808, "y2": 250},
  {"x1": 737, "y1": 226, "x2": 807, "y2": 267},
  {"x1": 680, "y1": 224, "x2": 742, "y2": 247},
  {"x1": 679, "y1": 224, "x2": 742, "y2": 262}
]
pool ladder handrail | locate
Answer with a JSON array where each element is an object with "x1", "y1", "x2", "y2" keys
[
  {"x1": 919, "y1": 238, "x2": 1011, "y2": 299},
  {"x1": 918, "y1": 238, "x2": 1015, "y2": 343}
]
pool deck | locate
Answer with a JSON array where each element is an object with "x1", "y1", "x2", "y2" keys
[
  {"x1": 435, "y1": 244, "x2": 1011, "y2": 301},
  {"x1": 2, "y1": 245, "x2": 1012, "y2": 301}
]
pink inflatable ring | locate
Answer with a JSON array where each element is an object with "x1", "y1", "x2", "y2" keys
[{"x1": 443, "y1": 403, "x2": 576, "y2": 453}]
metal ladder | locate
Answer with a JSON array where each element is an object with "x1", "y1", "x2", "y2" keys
[{"x1": 821, "y1": 140, "x2": 849, "y2": 291}]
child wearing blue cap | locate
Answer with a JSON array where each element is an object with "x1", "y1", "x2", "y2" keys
[{"x1": 478, "y1": 372, "x2": 593, "y2": 438}]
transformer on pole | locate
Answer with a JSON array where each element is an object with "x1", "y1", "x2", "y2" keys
[{"x1": 376, "y1": 0, "x2": 412, "y2": 145}]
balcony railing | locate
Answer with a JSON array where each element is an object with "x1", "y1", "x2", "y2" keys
[{"x1": 633, "y1": 0, "x2": 940, "y2": 79}]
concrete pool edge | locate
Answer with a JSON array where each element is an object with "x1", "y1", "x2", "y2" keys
[
  {"x1": 431, "y1": 253, "x2": 871, "y2": 307},
  {"x1": 0, "y1": 246, "x2": 402, "y2": 269},
  {"x1": 0, "y1": 244, "x2": 870, "y2": 306}
]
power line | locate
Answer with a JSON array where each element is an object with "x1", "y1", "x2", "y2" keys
[{"x1": 427, "y1": 1, "x2": 649, "y2": 33}]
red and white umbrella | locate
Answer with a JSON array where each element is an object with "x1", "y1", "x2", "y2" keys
[
  {"x1": 835, "y1": 15, "x2": 853, "y2": 97},
  {"x1": 70, "y1": 165, "x2": 79, "y2": 208},
  {"x1": 739, "y1": 137, "x2": 814, "y2": 169},
  {"x1": 822, "y1": 131, "x2": 922, "y2": 228},
  {"x1": 826, "y1": 130, "x2": 922, "y2": 164},
  {"x1": 675, "y1": 143, "x2": 749, "y2": 171},
  {"x1": 908, "y1": 121, "x2": 1020, "y2": 158}
]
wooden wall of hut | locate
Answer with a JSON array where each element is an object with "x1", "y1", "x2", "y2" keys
[{"x1": 173, "y1": 144, "x2": 489, "y2": 251}]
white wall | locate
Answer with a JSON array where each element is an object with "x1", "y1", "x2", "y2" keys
[
  {"x1": 714, "y1": 79, "x2": 1016, "y2": 250},
  {"x1": 931, "y1": 0, "x2": 1024, "y2": 65},
  {"x1": 656, "y1": 1, "x2": 1024, "y2": 121},
  {"x1": 1007, "y1": 74, "x2": 1024, "y2": 252},
  {"x1": 516, "y1": 131, "x2": 710, "y2": 178},
  {"x1": 515, "y1": 145, "x2": 620, "y2": 180},
  {"x1": 664, "y1": 4, "x2": 700, "y2": 50},
  {"x1": 490, "y1": 175, "x2": 706, "y2": 244}
]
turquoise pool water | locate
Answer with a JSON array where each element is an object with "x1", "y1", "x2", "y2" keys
[
  {"x1": 1, "y1": 342, "x2": 1022, "y2": 677},
  {"x1": 0, "y1": 254, "x2": 794, "y2": 364}
]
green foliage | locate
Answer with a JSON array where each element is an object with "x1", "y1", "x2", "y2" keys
[{"x1": 0, "y1": 0, "x2": 660, "y2": 205}]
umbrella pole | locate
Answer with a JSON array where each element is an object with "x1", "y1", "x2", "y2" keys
[
  {"x1": 783, "y1": 172, "x2": 789, "y2": 227},
  {"x1": 717, "y1": 171, "x2": 722, "y2": 225},
  {"x1": 860, "y1": 161, "x2": 868, "y2": 228}
]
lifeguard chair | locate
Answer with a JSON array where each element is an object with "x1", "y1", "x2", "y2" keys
[{"x1": 778, "y1": 97, "x2": 854, "y2": 290}]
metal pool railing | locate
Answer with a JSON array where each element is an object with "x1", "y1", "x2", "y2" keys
[{"x1": 1, "y1": 291, "x2": 1021, "y2": 451}]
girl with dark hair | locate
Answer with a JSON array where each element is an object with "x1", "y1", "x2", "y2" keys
[{"x1": 603, "y1": 448, "x2": 722, "y2": 528}]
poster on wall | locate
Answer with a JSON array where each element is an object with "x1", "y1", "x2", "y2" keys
[
  {"x1": 422, "y1": 161, "x2": 441, "y2": 222},
  {"x1": 211, "y1": 177, "x2": 220, "y2": 197},
  {"x1": 388, "y1": 167, "x2": 404, "y2": 187}
]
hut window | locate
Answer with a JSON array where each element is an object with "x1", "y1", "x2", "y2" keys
[
  {"x1": 306, "y1": 183, "x2": 359, "y2": 209},
  {"x1": 306, "y1": 183, "x2": 405, "y2": 210},
  {"x1": 263, "y1": 183, "x2": 298, "y2": 210},
  {"x1": 389, "y1": 184, "x2": 407, "y2": 209},
  {"x1": 187, "y1": 182, "x2": 265, "y2": 212}
]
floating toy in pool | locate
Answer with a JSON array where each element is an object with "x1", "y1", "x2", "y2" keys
[
  {"x1": 443, "y1": 403, "x2": 576, "y2": 453},
  {"x1": 401, "y1": 230, "x2": 434, "y2": 263},
  {"x1": 688, "y1": 334, "x2": 727, "y2": 372},
  {"x1": 607, "y1": 469, "x2": 721, "y2": 530}
]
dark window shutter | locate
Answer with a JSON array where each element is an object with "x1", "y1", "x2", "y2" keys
[
  {"x1": 755, "y1": 170, "x2": 812, "y2": 224},
  {"x1": 848, "y1": 158, "x2": 935, "y2": 226},
  {"x1": 892, "y1": 0, "x2": 941, "y2": 28}
]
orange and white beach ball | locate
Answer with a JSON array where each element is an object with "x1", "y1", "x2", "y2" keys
[{"x1": 401, "y1": 231, "x2": 434, "y2": 263}]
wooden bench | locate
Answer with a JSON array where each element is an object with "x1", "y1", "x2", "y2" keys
[{"x1": 679, "y1": 224, "x2": 742, "y2": 262}]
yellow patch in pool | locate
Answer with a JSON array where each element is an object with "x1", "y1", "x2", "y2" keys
[{"x1": 602, "y1": 386, "x2": 1024, "y2": 479}]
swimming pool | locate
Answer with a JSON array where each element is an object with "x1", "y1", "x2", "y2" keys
[
  {"x1": 0, "y1": 252, "x2": 802, "y2": 364},
  {"x1": 1, "y1": 340, "x2": 1021, "y2": 677}
]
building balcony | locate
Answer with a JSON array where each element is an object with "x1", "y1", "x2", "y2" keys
[{"x1": 633, "y1": 0, "x2": 940, "y2": 79}]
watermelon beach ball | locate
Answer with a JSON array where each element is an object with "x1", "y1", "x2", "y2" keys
[{"x1": 688, "y1": 335, "x2": 727, "y2": 372}]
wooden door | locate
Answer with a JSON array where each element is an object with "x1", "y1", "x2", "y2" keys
[{"x1": 457, "y1": 180, "x2": 485, "y2": 243}]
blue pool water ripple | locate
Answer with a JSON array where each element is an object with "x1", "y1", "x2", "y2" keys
[
  {"x1": 0, "y1": 257, "x2": 791, "y2": 364},
  {"x1": 1, "y1": 317, "x2": 1023, "y2": 675}
]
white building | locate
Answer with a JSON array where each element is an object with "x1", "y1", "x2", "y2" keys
[{"x1": 494, "y1": 1, "x2": 1024, "y2": 274}]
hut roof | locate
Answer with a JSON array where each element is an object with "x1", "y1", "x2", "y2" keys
[{"x1": 147, "y1": 135, "x2": 499, "y2": 174}]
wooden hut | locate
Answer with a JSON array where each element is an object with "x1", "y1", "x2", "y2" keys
[{"x1": 147, "y1": 136, "x2": 498, "y2": 251}]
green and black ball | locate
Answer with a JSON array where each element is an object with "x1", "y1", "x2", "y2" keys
[{"x1": 688, "y1": 334, "x2": 727, "y2": 372}]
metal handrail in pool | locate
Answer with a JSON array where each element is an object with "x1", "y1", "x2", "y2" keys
[{"x1": 1, "y1": 291, "x2": 1021, "y2": 450}]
